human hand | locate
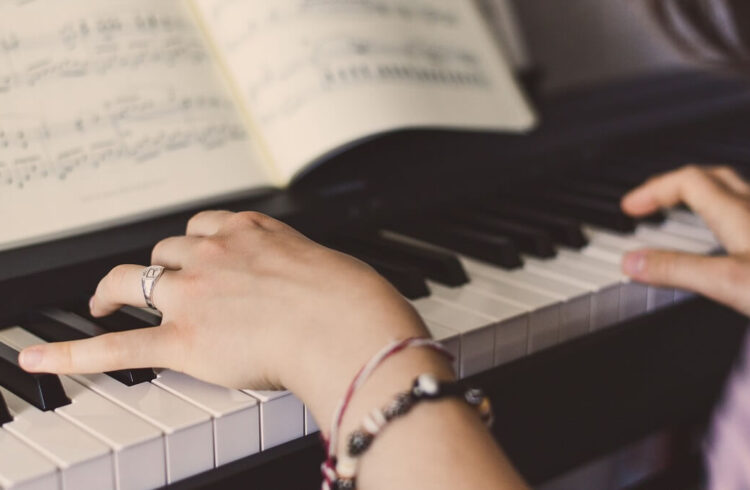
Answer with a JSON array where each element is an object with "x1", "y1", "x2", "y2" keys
[
  {"x1": 621, "y1": 165, "x2": 750, "y2": 316},
  {"x1": 18, "y1": 211, "x2": 435, "y2": 432}
]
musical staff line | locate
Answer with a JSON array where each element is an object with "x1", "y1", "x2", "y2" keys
[{"x1": 0, "y1": 89, "x2": 248, "y2": 189}]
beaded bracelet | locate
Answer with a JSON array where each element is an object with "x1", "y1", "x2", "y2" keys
[
  {"x1": 321, "y1": 338, "x2": 453, "y2": 489},
  {"x1": 331, "y1": 374, "x2": 493, "y2": 490}
]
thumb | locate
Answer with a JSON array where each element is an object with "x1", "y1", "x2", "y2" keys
[{"x1": 622, "y1": 249, "x2": 748, "y2": 312}]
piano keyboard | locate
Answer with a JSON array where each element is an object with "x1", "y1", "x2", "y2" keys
[{"x1": 0, "y1": 177, "x2": 719, "y2": 489}]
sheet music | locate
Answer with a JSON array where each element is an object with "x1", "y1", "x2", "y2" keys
[
  {"x1": 475, "y1": 0, "x2": 532, "y2": 71},
  {"x1": 194, "y1": 0, "x2": 536, "y2": 181},
  {"x1": 0, "y1": 0, "x2": 271, "y2": 251}
]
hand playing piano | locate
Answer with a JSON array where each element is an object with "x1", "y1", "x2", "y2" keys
[
  {"x1": 17, "y1": 210, "x2": 441, "y2": 430},
  {"x1": 16, "y1": 209, "x2": 523, "y2": 489},
  {"x1": 622, "y1": 165, "x2": 750, "y2": 317}
]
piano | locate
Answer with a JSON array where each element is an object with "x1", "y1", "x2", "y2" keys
[{"x1": 2, "y1": 69, "x2": 750, "y2": 490}]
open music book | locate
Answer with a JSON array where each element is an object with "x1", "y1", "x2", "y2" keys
[{"x1": 0, "y1": 0, "x2": 536, "y2": 251}]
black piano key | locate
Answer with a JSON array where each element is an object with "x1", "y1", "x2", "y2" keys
[
  {"x1": 556, "y1": 179, "x2": 666, "y2": 224},
  {"x1": 120, "y1": 306, "x2": 162, "y2": 326},
  {"x1": 504, "y1": 191, "x2": 636, "y2": 233},
  {"x1": 333, "y1": 231, "x2": 469, "y2": 286},
  {"x1": 25, "y1": 309, "x2": 155, "y2": 386},
  {"x1": 443, "y1": 210, "x2": 556, "y2": 258},
  {"x1": 0, "y1": 341, "x2": 70, "y2": 411},
  {"x1": 474, "y1": 200, "x2": 589, "y2": 249},
  {"x1": 336, "y1": 247, "x2": 430, "y2": 299},
  {"x1": 0, "y1": 391, "x2": 11, "y2": 424},
  {"x1": 388, "y1": 221, "x2": 523, "y2": 269},
  {"x1": 67, "y1": 302, "x2": 156, "y2": 333}
]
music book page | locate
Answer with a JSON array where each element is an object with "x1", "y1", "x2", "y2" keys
[
  {"x1": 0, "y1": 0, "x2": 272, "y2": 251},
  {"x1": 193, "y1": 0, "x2": 536, "y2": 182}
]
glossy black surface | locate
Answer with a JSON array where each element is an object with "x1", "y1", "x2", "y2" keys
[
  {"x1": 388, "y1": 220, "x2": 523, "y2": 269},
  {"x1": 0, "y1": 341, "x2": 70, "y2": 411},
  {"x1": 474, "y1": 200, "x2": 589, "y2": 249},
  {"x1": 444, "y1": 210, "x2": 556, "y2": 258},
  {"x1": 333, "y1": 231, "x2": 469, "y2": 287}
]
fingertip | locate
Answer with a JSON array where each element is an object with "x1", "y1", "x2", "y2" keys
[
  {"x1": 621, "y1": 189, "x2": 657, "y2": 216},
  {"x1": 19, "y1": 345, "x2": 44, "y2": 372},
  {"x1": 88, "y1": 295, "x2": 118, "y2": 318},
  {"x1": 622, "y1": 250, "x2": 647, "y2": 279}
]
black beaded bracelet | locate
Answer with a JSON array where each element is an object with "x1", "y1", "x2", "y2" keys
[{"x1": 331, "y1": 374, "x2": 493, "y2": 490}]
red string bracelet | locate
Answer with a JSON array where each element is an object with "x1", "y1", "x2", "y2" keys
[{"x1": 320, "y1": 337, "x2": 453, "y2": 490}]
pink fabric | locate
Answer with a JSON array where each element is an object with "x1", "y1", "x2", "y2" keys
[{"x1": 706, "y1": 332, "x2": 750, "y2": 489}]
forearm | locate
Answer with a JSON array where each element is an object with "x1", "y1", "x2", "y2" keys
[{"x1": 331, "y1": 348, "x2": 529, "y2": 489}]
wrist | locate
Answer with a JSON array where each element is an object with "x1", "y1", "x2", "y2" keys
[{"x1": 280, "y1": 298, "x2": 441, "y2": 436}]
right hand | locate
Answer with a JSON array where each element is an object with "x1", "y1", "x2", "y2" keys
[{"x1": 621, "y1": 165, "x2": 750, "y2": 316}]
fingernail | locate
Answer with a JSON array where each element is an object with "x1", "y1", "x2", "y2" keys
[
  {"x1": 623, "y1": 251, "x2": 647, "y2": 277},
  {"x1": 20, "y1": 347, "x2": 43, "y2": 370},
  {"x1": 89, "y1": 296, "x2": 95, "y2": 313}
]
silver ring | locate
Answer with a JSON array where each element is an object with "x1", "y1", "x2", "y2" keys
[{"x1": 141, "y1": 265, "x2": 166, "y2": 310}]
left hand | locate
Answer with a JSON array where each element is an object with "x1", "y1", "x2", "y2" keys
[{"x1": 19, "y1": 210, "x2": 436, "y2": 434}]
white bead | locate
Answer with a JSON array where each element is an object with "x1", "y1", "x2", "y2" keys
[
  {"x1": 417, "y1": 374, "x2": 439, "y2": 396},
  {"x1": 370, "y1": 408, "x2": 386, "y2": 428},
  {"x1": 363, "y1": 413, "x2": 381, "y2": 434},
  {"x1": 336, "y1": 456, "x2": 357, "y2": 479}
]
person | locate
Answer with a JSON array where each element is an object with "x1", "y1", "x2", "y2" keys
[{"x1": 17, "y1": 1, "x2": 750, "y2": 488}]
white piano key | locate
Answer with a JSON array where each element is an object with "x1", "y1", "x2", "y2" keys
[
  {"x1": 633, "y1": 226, "x2": 714, "y2": 254},
  {"x1": 0, "y1": 327, "x2": 166, "y2": 490},
  {"x1": 241, "y1": 391, "x2": 303, "y2": 450},
  {"x1": 0, "y1": 331, "x2": 212, "y2": 484},
  {"x1": 579, "y1": 242, "x2": 676, "y2": 312},
  {"x1": 70, "y1": 377, "x2": 213, "y2": 484},
  {"x1": 380, "y1": 230, "x2": 560, "y2": 355},
  {"x1": 152, "y1": 370, "x2": 260, "y2": 466},
  {"x1": 667, "y1": 209, "x2": 709, "y2": 229},
  {"x1": 522, "y1": 257, "x2": 621, "y2": 330},
  {"x1": 458, "y1": 260, "x2": 562, "y2": 353},
  {"x1": 411, "y1": 297, "x2": 502, "y2": 376},
  {"x1": 581, "y1": 244, "x2": 675, "y2": 312},
  {"x1": 674, "y1": 289, "x2": 697, "y2": 302},
  {"x1": 555, "y1": 250, "x2": 649, "y2": 321},
  {"x1": 0, "y1": 428, "x2": 59, "y2": 490},
  {"x1": 655, "y1": 220, "x2": 718, "y2": 246},
  {"x1": 423, "y1": 319, "x2": 461, "y2": 375},
  {"x1": 584, "y1": 226, "x2": 651, "y2": 251},
  {"x1": 474, "y1": 267, "x2": 592, "y2": 342},
  {"x1": 304, "y1": 406, "x2": 319, "y2": 435},
  {"x1": 427, "y1": 281, "x2": 532, "y2": 368},
  {"x1": 0, "y1": 387, "x2": 114, "y2": 490}
]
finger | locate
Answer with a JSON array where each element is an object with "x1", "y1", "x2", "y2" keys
[
  {"x1": 707, "y1": 166, "x2": 750, "y2": 196},
  {"x1": 622, "y1": 249, "x2": 746, "y2": 309},
  {"x1": 90, "y1": 264, "x2": 178, "y2": 317},
  {"x1": 216, "y1": 211, "x2": 295, "y2": 234},
  {"x1": 621, "y1": 166, "x2": 750, "y2": 252},
  {"x1": 186, "y1": 210, "x2": 235, "y2": 237},
  {"x1": 19, "y1": 324, "x2": 179, "y2": 374},
  {"x1": 151, "y1": 235, "x2": 202, "y2": 269}
]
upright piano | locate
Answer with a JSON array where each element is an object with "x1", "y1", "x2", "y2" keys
[{"x1": 2, "y1": 69, "x2": 750, "y2": 490}]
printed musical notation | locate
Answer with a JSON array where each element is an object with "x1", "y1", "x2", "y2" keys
[
  {"x1": 0, "y1": 10, "x2": 208, "y2": 93},
  {"x1": 209, "y1": 0, "x2": 459, "y2": 53},
  {"x1": 0, "y1": 89, "x2": 247, "y2": 189},
  {"x1": 199, "y1": 0, "x2": 493, "y2": 126},
  {"x1": 250, "y1": 36, "x2": 489, "y2": 125}
]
